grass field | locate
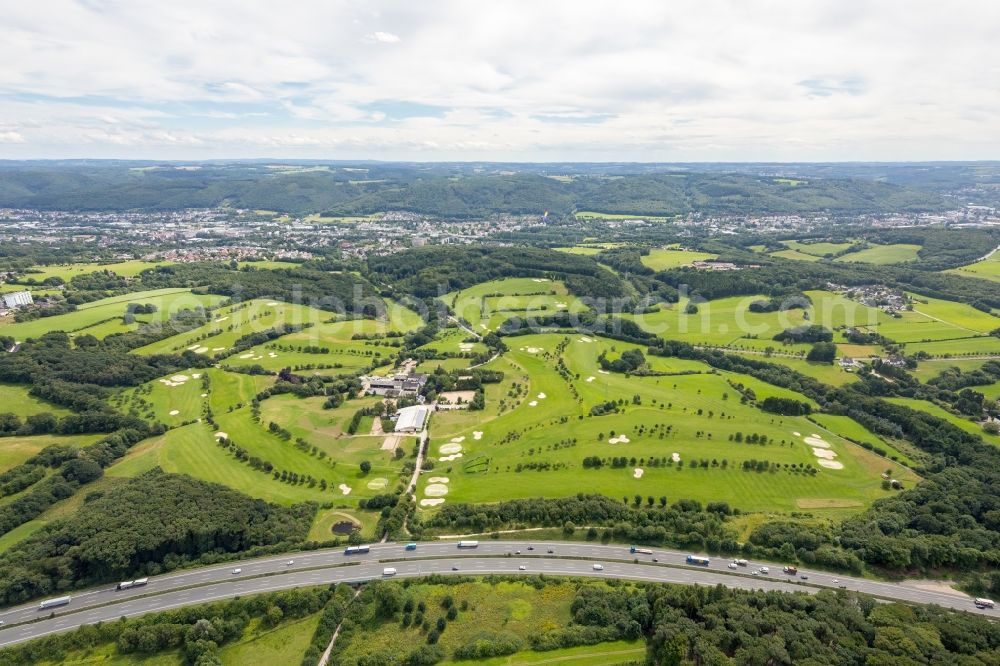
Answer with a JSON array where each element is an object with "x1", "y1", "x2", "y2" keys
[
  {"x1": 834, "y1": 244, "x2": 922, "y2": 264},
  {"x1": 885, "y1": 397, "x2": 1000, "y2": 448},
  {"x1": 337, "y1": 579, "x2": 642, "y2": 666},
  {"x1": 770, "y1": 248, "x2": 823, "y2": 262},
  {"x1": 0, "y1": 383, "x2": 71, "y2": 419},
  {"x1": 445, "y1": 278, "x2": 590, "y2": 332},
  {"x1": 0, "y1": 288, "x2": 226, "y2": 342},
  {"x1": 16, "y1": 260, "x2": 171, "y2": 283},
  {"x1": 780, "y1": 240, "x2": 855, "y2": 257},
  {"x1": 639, "y1": 248, "x2": 718, "y2": 270},
  {"x1": 0, "y1": 433, "x2": 99, "y2": 474},
  {"x1": 417, "y1": 334, "x2": 915, "y2": 516},
  {"x1": 947, "y1": 251, "x2": 1000, "y2": 284}
]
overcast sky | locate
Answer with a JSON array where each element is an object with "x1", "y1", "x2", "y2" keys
[{"x1": 1, "y1": 0, "x2": 998, "y2": 161}]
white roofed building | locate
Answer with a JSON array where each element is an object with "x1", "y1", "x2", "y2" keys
[{"x1": 393, "y1": 405, "x2": 429, "y2": 433}]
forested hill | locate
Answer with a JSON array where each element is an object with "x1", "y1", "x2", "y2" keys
[
  {"x1": 0, "y1": 162, "x2": 948, "y2": 216},
  {"x1": 367, "y1": 246, "x2": 627, "y2": 298}
]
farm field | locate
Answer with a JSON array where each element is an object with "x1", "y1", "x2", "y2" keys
[
  {"x1": 639, "y1": 248, "x2": 718, "y2": 270},
  {"x1": 911, "y1": 358, "x2": 997, "y2": 382},
  {"x1": 833, "y1": 243, "x2": 922, "y2": 264},
  {"x1": 0, "y1": 288, "x2": 226, "y2": 341},
  {"x1": 417, "y1": 334, "x2": 915, "y2": 516},
  {"x1": 770, "y1": 248, "x2": 822, "y2": 262},
  {"x1": 904, "y1": 336, "x2": 1000, "y2": 358},
  {"x1": 445, "y1": 278, "x2": 590, "y2": 332},
  {"x1": 337, "y1": 579, "x2": 642, "y2": 666},
  {"x1": 885, "y1": 397, "x2": 1000, "y2": 448}
]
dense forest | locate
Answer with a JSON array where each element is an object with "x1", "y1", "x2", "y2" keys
[
  {"x1": 0, "y1": 470, "x2": 313, "y2": 605},
  {"x1": 368, "y1": 246, "x2": 627, "y2": 299}
]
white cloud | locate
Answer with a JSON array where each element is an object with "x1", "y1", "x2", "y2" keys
[
  {"x1": 366, "y1": 31, "x2": 401, "y2": 44},
  {"x1": 0, "y1": 0, "x2": 997, "y2": 160}
]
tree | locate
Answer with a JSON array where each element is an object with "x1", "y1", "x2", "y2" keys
[
  {"x1": 372, "y1": 581, "x2": 403, "y2": 618},
  {"x1": 360, "y1": 460, "x2": 372, "y2": 475},
  {"x1": 806, "y1": 341, "x2": 837, "y2": 363}
]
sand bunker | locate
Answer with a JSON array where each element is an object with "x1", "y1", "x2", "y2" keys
[
  {"x1": 194, "y1": 347, "x2": 209, "y2": 354},
  {"x1": 810, "y1": 433, "x2": 822, "y2": 439},
  {"x1": 267, "y1": 301, "x2": 279, "y2": 306},
  {"x1": 212, "y1": 347, "x2": 225, "y2": 351},
  {"x1": 420, "y1": 498, "x2": 445, "y2": 507},
  {"x1": 338, "y1": 484, "x2": 352, "y2": 495},
  {"x1": 215, "y1": 316, "x2": 229, "y2": 322},
  {"x1": 792, "y1": 431, "x2": 801, "y2": 437},
  {"x1": 450, "y1": 436, "x2": 466, "y2": 443},
  {"x1": 458, "y1": 343, "x2": 474, "y2": 351},
  {"x1": 537, "y1": 392, "x2": 547, "y2": 399},
  {"x1": 186, "y1": 345, "x2": 200, "y2": 351},
  {"x1": 170, "y1": 375, "x2": 190, "y2": 383},
  {"x1": 598, "y1": 369, "x2": 610, "y2": 375},
  {"x1": 366, "y1": 478, "x2": 388, "y2": 490},
  {"x1": 556, "y1": 303, "x2": 567, "y2": 308},
  {"x1": 609, "y1": 435, "x2": 631, "y2": 444},
  {"x1": 428, "y1": 476, "x2": 450, "y2": 484},
  {"x1": 239, "y1": 353, "x2": 254, "y2": 359},
  {"x1": 586, "y1": 376, "x2": 596, "y2": 382},
  {"x1": 425, "y1": 484, "x2": 449, "y2": 497},
  {"x1": 525, "y1": 347, "x2": 542, "y2": 354},
  {"x1": 579, "y1": 336, "x2": 594, "y2": 343},
  {"x1": 214, "y1": 432, "x2": 228, "y2": 440},
  {"x1": 532, "y1": 278, "x2": 550, "y2": 282},
  {"x1": 812, "y1": 448, "x2": 837, "y2": 459},
  {"x1": 633, "y1": 468, "x2": 644, "y2": 478},
  {"x1": 473, "y1": 431, "x2": 483, "y2": 440},
  {"x1": 168, "y1": 410, "x2": 179, "y2": 416},
  {"x1": 804, "y1": 436, "x2": 830, "y2": 448},
  {"x1": 528, "y1": 400, "x2": 538, "y2": 407},
  {"x1": 192, "y1": 373, "x2": 202, "y2": 379},
  {"x1": 200, "y1": 393, "x2": 208, "y2": 397},
  {"x1": 440, "y1": 453, "x2": 464, "y2": 462},
  {"x1": 817, "y1": 460, "x2": 844, "y2": 469},
  {"x1": 439, "y1": 443, "x2": 463, "y2": 455},
  {"x1": 479, "y1": 323, "x2": 487, "y2": 330}
]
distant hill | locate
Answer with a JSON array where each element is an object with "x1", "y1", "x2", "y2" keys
[{"x1": 0, "y1": 161, "x2": 955, "y2": 216}]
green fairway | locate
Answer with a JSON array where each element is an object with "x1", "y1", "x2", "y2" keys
[
  {"x1": 111, "y1": 368, "x2": 210, "y2": 424},
  {"x1": 779, "y1": 240, "x2": 855, "y2": 257},
  {"x1": 834, "y1": 244, "x2": 922, "y2": 264},
  {"x1": 0, "y1": 288, "x2": 226, "y2": 341},
  {"x1": 639, "y1": 248, "x2": 718, "y2": 270},
  {"x1": 417, "y1": 334, "x2": 915, "y2": 515},
  {"x1": 445, "y1": 278, "x2": 590, "y2": 332}
]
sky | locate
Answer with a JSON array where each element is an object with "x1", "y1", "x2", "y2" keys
[{"x1": 1, "y1": 0, "x2": 998, "y2": 161}]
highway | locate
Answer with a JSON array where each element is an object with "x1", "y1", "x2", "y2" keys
[{"x1": 0, "y1": 540, "x2": 994, "y2": 648}]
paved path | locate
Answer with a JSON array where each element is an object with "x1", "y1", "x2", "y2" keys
[{"x1": 0, "y1": 539, "x2": 993, "y2": 648}]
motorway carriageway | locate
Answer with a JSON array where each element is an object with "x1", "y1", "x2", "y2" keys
[{"x1": 0, "y1": 540, "x2": 995, "y2": 647}]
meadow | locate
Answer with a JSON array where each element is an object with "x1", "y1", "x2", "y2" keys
[
  {"x1": 0, "y1": 383, "x2": 71, "y2": 419},
  {"x1": 1, "y1": 288, "x2": 225, "y2": 341},
  {"x1": 833, "y1": 243, "x2": 922, "y2": 264},
  {"x1": 947, "y1": 251, "x2": 1000, "y2": 283},
  {"x1": 417, "y1": 334, "x2": 915, "y2": 516},
  {"x1": 16, "y1": 260, "x2": 171, "y2": 282},
  {"x1": 337, "y1": 579, "x2": 644, "y2": 666},
  {"x1": 639, "y1": 248, "x2": 718, "y2": 270}
]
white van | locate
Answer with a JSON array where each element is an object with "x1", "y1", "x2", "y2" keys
[
  {"x1": 382, "y1": 567, "x2": 397, "y2": 576},
  {"x1": 231, "y1": 568, "x2": 242, "y2": 575},
  {"x1": 593, "y1": 564, "x2": 604, "y2": 571}
]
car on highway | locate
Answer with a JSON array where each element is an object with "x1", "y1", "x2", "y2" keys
[
  {"x1": 515, "y1": 550, "x2": 521, "y2": 554},
  {"x1": 547, "y1": 548, "x2": 554, "y2": 554},
  {"x1": 759, "y1": 566, "x2": 770, "y2": 574},
  {"x1": 527, "y1": 546, "x2": 534, "y2": 551},
  {"x1": 593, "y1": 564, "x2": 604, "y2": 571},
  {"x1": 231, "y1": 568, "x2": 242, "y2": 575},
  {"x1": 800, "y1": 574, "x2": 809, "y2": 580},
  {"x1": 518, "y1": 565, "x2": 527, "y2": 570},
  {"x1": 286, "y1": 560, "x2": 294, "y2": 566},
  {"x1": 751, "y1": 570, "x2": 760, "y2": 576},
  {"x1": 728, "y1": 563, "x2": 737, "y2": 569},
  {"x1": 451, "y1": 565, "x2": 459, "y2": 571}
]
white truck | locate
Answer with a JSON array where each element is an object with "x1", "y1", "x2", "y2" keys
[
  {"x1": 974, "y1": 598, "x2": 995, "y2": 609},
  {"x1": 382, "y1": 567, "x2": 397, "y2": 576}
]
